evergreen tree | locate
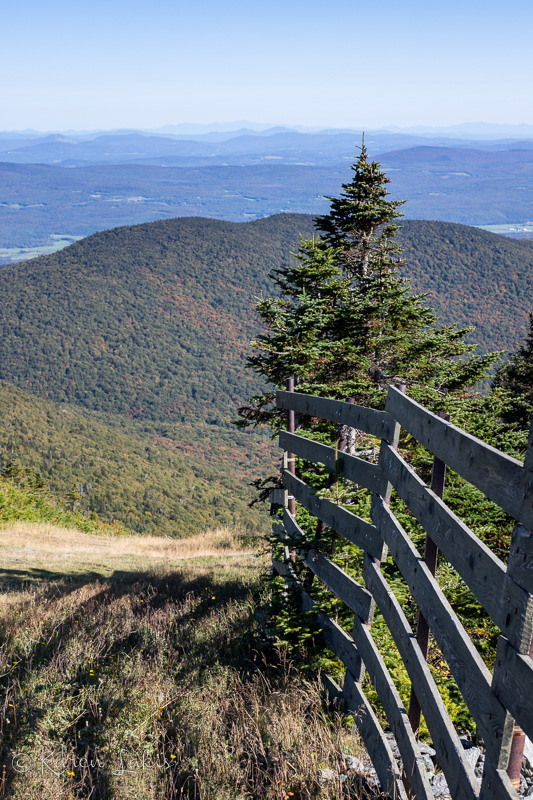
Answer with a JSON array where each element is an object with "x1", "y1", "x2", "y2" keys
[
  {"x1": 239, "y1": 144, "x2": 500, "y2": 434},
  {"x1": 492, "y1": 312, "x2": 533, "y2": 430}
]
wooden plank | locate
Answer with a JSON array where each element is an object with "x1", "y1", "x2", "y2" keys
[
  {"x1": 362, "y1": 556, "x2": 480, "y2": 800},
  {"x1": 343, "y1": 669, "x2": 408, "y2": 800},
  {"x1": 386, "y1": 385, "x2": 533, "y2": 529},
  {"x1": 492, "y1": 636, "x2": 533, "y2": 743},
  {"x1": 276, "y1": 390, "x2": 396, "y2": 441},
  {"x1": 372, "y1": 496, "x2": 510, "y2": 757},
  {"x1": 300, "y1": 589, "x2": 365, "y2": 682},
  {"x1": 350, "y1": 616, "x2": 433, "y2": 800},
  {"x1": 507, "y1": 523, "x2": 533, "y2": 596},
  {"x1": 283, "y1": 510, "x2": 375, "y2": 623},
  {"x1": 282, "y1": 470, "x2": 386, "y2": 561},
  {"x1": 279, "y1": 430, "x2": 387, "y2": 495},
  {"x1": 480, "y1": 763, "x2": 520, "y2": 800},
  {"x1": 322, "y1": 673, "x2": 343, "y2": 707},
  {"x1": 380, "y1": 443, "x2": 533, "y2": 651},
  {"x1": 268, "y1": 488, "x2": 287, "y2": 506}
]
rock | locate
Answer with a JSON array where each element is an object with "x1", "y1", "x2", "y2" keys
[
  {"x1": 430, "y1": 772, "x2": 450, "y2": 799},
  {"x1": 475, "y1": 754, "x2": 486, "y2": 779},
  {"x1": 317, "y1": 768, "x2": 337, "y2": 787},
  {"x1": 420, "y1": 753, "x2": 435, "y2": 774},
  {"x1": 385, "y1": 732, "x2": 401, "y2": 760},
  {"x1": 343, "y1": 754, "x2": 364, "y2": 772},
  {"x1": 419, "y1": 744, "x2": 436, "y2": 759},
  {"x1": 462, "y1": 746, "x2": 482, "y2": 771},
  {"x1": 523, "y1": 738, "x2": 533, "y2": 779},
  {"x1": 523, "y1": 784, "x2": 533, "y2": 798}
]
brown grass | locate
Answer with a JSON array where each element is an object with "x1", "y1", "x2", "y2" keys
[
  {"x1": 0, "y1": 523, "x2": 363, "y2": 799},
  {"x1": 0, "y1": 522, "x2": 260, "y2": 584}
]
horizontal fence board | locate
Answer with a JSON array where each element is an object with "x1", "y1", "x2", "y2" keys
[
  {"x1": 269, "y1": 488, "x2": 287, "y2": 506},
  {"x1": 276, "y1": 390, "x2": 396, "y2": 441},
  {"x1": 283, "y1": 510, "x2": 375, "y2": 623},
  {"x1": 507, "y1": 523, "x2": 533, "y2": 596},
  {"x1": 372, "y1": 496, "x2": 509, "y2": 757},
  {"x1": 350, "y1": 616, "x2": 433, "y2": 800},
  {"x1": 282, "y1": 470, "x2": 386, "y2": 561},
  {"x1": 300, "y1": 590, "x2": 365, "y2": 683},
  {"x1": 386, "y1": 385, "x2": 533, "y2": 529},
  {"x1": 362, "y1": 557, "x2": 479, "y2": 800},
  {"x1": 493, "y1": 637, "x2": 533, "y2": 743},
  {"x1": 272, "y1": 558, "x2": 295, "y2": 580},
  {"x1": 381, "y1": 443, "x2": 533, "y2": 652},
  {"x1": 322, "y1": 673, "x2": 343, "y2": 707},
  {"x1": 279, "y1": 430, "x2": 387, "y2": 495},
  {"x1": 343, "y1": 669, "x2": 408, "y2": 800}
]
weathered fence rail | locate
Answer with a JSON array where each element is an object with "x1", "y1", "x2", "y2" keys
[{"x1": 271, "y1": 386, "x2": 533, "y2": 800}]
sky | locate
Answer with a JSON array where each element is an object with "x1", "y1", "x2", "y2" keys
[{"x1": 2, "y1": 0, "x2": 532, "y2": 131}]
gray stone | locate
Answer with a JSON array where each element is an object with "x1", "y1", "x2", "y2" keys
[
  {"x1": 523, "y1": 784, "x2": 533, "y2": 798},
  {"x1": 475, "y1": 754, "x2": 486, "y2": 779},
  {"x1": 430, "y1": 772, "x2": 450, "y2": 799},
  {"x1": 343, "y1": 754, "x2": 364, "y2": 772},
  {"x1": 384, "y1": 732, "x2": 401, "y2": 760},
  {"x1": 317, "y1": 768, "x2": 337, "y2": 787},
  {"x1": 419, "y1": 743, "x2": 436, "y2": 759},
  {"x1": 462, "y1": 746, "x2": 482, "y2": 771},
  {"x1": 421, "y1": 753, "x2": 435, "y2": 774},
  {"x1": 523, "y1": 738, "x2": 533, "y2": 779}
]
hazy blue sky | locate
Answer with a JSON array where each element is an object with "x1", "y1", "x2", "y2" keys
[{"x1": 2, "y1": 0, "x2": 532, "y2": 131}]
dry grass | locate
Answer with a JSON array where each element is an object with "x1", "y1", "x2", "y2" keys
[
  {"x1": 0, "y1": 523, "x2": 363, "y2": 799},
  {"x1": 0, "y1": 522, "x2": 259, "y2": 583}
]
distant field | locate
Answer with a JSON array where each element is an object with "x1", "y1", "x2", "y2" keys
[
  {"x1": 0, "y1": 234, "x2": 82, "y2": 264},
  {"x1": 478, "y1": 222, "x2": 533, "y2": 238}
]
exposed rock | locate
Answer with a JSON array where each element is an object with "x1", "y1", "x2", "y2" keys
[
  {"x1": 463, "y1": 746, "x2": 482, "y2": 771},
  {"x1": 475, "y1": 754, "x2": 485, "y2": 779},
  {"x1": 523, "y1": 738, "x2": 533, "y2": 779},
  {"x1": 420, "y1": 752, "x2": 435, "y2": 774},
  {"x1": 317, "y1": 768, "x2": 337, "y2": 787},
  {"x1": 430, "y1": 771, "x2": 451, "y2": 799},
  {"x1": 343, "y1": 754, "x2": 365, "y2": 772}
]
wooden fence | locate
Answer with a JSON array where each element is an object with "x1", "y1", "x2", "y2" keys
[{"x1": 270, "y1": 385, "x2": 533, "y2": 800}]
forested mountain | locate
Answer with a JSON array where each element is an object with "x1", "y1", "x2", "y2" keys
[
  {"x1": 0, "y1": 381, "x2": 265, "y2": 535},
  {"x1": 0, "y1": 213, "x2": 530, "y2": 532}
]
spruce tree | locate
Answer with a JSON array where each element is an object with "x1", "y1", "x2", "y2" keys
[
  {"x1": 239, "y1": 143, "x2": 500, "y2": 435},
  {"x1": 492, "y1": 312, "x2": 533, "y2": 430}
]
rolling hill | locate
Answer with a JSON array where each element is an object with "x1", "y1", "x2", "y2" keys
[{"x1": 0, "y1": 213, "x2": 530, "y2": 533}]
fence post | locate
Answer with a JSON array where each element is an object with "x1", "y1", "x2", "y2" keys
[
  {"x1": 408, "y1": 410, "x2": 450, "y2": 739},
  {"x1": 286, "y1": 377, "x2": 296, "y2": 516}
]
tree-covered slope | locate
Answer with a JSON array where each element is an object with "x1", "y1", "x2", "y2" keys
[
  {"x1": 0, "y1": 214, "x2": 314, "y2": 425},
  {"x1": 0, "y1": 214, "x2": 530, "y2": 426},
  {"x1": 0, "y1": 380, "x2": 267, "y2": 535},
  {"x1": 0, "y1": 213, "x2": 530, "y2": 534},
  {"x1": 397, "y1": 220, "x2": 533, "y2": 353}
]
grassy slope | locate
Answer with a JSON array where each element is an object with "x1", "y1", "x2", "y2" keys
[
  {"x1": 0, "y1": 381, "x2": 270, "y2": 536},
  {"x1": 0, "y1": 524, "x2": 360, "y2": 800}
]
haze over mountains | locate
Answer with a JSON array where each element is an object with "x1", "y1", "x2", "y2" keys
[{"x1": 1, "y1": 123, "x2": 533, "y2": 265}]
